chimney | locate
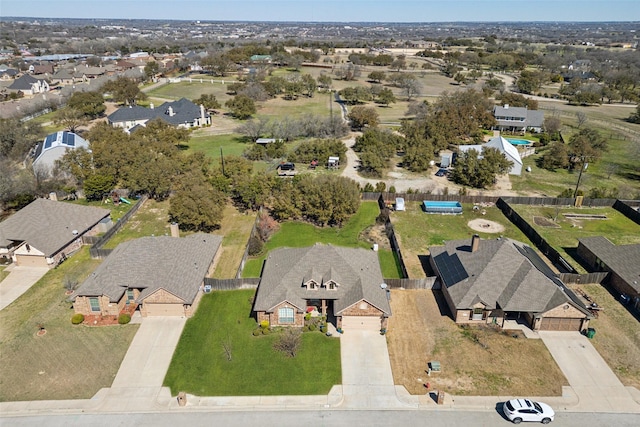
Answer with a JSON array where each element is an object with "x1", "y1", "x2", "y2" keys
[
  {"x1": 170, "y1": 222, "x2": 180, "y2": 238},
  {"x1": 168, "y1": 106, "x2": 174, "y2": 116},
  {"x1": 150, "y1": 102, "x2": 154, "y2": 109},
  {"x1": 200, "y1": 104, "x2": 205, "y2": 123},
  {"x1": 471, "y1": 234, "x2": 480, "y2": 253},
  {"x1": 49, "y1": 191, "x2": 58, "y2": 201},
  {"x1": 504, "y1": 104, "x2": 509, "y2": 109}
]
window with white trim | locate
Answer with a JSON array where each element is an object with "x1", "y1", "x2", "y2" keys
[{"x1": 278, "y1": 307, "x2": 295, "y2": 324}]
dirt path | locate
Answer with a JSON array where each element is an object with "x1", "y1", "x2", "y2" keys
[{"x1": 340, "y1": 135, "x2": 521, "y2": 196}]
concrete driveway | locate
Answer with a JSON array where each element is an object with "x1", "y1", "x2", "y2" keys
[
  {"x1": 540, "y1": 331, "x2": 640, "y2": 413},
  {"x1": 96, "y1": 317, "x2": 187, "y2": 412},
  {"x1": 0, "y1": 265, "x2": 49, "y2": 310},
  {"x1": 339, "y1": 329, "x2": 416, "y2": 408}
]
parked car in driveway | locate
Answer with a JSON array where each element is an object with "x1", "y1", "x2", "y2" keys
[
  {"x1": 435, "y1": 168, "x2": 448, "y2": 177},
  {"x1": 503, "y1": 399, "x2": 555, "y2": 424}
]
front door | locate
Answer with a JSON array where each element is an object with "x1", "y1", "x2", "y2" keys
[{"x1": 472, "y1": 307, "x2": 484, "y2": 321}]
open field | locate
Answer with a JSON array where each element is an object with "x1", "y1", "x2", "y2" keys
[
  {"x1": 572, "y1": 284, "x2": 640, "y2": 389},
  {"x1": 387, "y1": 289, "x2": 567, "y2": 396},
  {"x1": 0, "y1": 248, "x2": 139, "y2": 401},
  {"x1": 510, "y1": 205, "x2": 640, "y2": 273},
  {"x1": 185, "y1": 132, "x2": 248, "y2": 161},
  {"x1": 210, "y1": 205, "x2": 257, "y2": 278},
  {"x1": 391, "y1": 202, "x2": 532, "y2": 278},
  {"x1": 146, "y1": 79, "x2": 235, "y2": 105},
  {"x1": 242, "y1": 201, "x2": 402, "y2": 278},
  {"x1": 164, "y1": 289, "x2": 341, "y2": 396}
]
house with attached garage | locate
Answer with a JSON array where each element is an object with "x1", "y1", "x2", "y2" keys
[
  {"x1": 72, "y1": 234, "x2": 222, "y2": 318},
  {"x1": 32, "y1": 131, "x2": 90, "y2": 177},
  {"x1": 430, "y1": 235, "x2": 592, "y2": 331},
  {"x1": 0, "y1": 198, "x2": 111, "y2": 267},
  {"x1": 7, "y1": 74, "x2": 50, "y2": 96},
  {"x1": 107, "y1": 97, "x2": 210, "y2": 133},
  {"x1": 576, "y1": 236, "x2": 640, "y2": 310},
  {"x1": 253, "y1": 244, "x2": 391, "y2": 331}
]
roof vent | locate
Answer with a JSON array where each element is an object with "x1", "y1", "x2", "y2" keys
[{"x1": 72, "y1": 230, "x2": 78, "y2": 235}]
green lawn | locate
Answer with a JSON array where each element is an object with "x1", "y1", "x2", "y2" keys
[
  {"x1": 185, "y1": 132, "x2": 248, "y2": 161},
  {"x1": 164, "y1": 289, "x2": 341, "y2": 396},
  {"x1": 242, "y1": 201, "x2": 402, "y2": 278},
  {"x1": 0, "y1": 248, "x2": 139, "y2": 401},
  {"x1": 70, "y1": 198, "x2": 134, "y2": 222},
  {"x1": 146, "y1": 79, "x2": 235, "y2": 104},
  {"x1": 511, "y1": 205, "x2": 640, "y2": 273}
]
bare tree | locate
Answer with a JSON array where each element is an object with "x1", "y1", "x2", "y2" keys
[
  {"x1": 273, "y1": 328, "x2": 302, "y2": 357},
  {"x1": 221, "y1": 334, "x2": 233, "y2": 361},
  {"x1": 575, "y1": 111, "x2": 588, "y2": 129}
]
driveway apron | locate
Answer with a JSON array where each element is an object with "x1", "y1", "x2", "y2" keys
[
  {"x1": 339, "y1": 329, "x2": 410, "y2": 408},
  {"x1": 540, "y1": 331, "x2": 640, "y2": 413},
  {"x1": 0, "y1": 265, "x2": 49, "y2": 311}
]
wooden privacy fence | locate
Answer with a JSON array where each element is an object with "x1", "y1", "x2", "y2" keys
[
  {"x1": 89, "y1": 195, "x2": 148, "y2": 259},
  {"x1": 204, "y1": 277, "x2": 260, "y2": 290},
  {"x1": 496, "y1": 197, "x2": 578, "y2": 274},
  {"x1": 236, "y1": 209, "x2": 262, "y2": 278},
  {"x1": 384, "y1": 277, "x2": 438, "y2": 290},
  {"x1": 558, "y1": 272, "x2": 609, "y2": 285},
  {"x1": 613, "y1": 199, "x2": 640, "y2": 225}
]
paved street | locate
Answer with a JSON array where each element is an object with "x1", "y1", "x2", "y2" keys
[{"x1": 3, "y1": 409, "x2": 640, "y2": 427}]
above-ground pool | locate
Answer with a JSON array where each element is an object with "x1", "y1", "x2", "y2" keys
[
  {"x1": 423, "y1": 200, "x2": 463, "y2": 214},
  {"x1": 506, "y1": 138, "x2": 533, "y2": 146}
]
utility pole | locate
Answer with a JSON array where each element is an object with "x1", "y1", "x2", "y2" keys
[
  {"x1": 573, "y1": 158, "x2": 588, "y2": 198},
  {"x1": 220, "y1": 147, "x2": 225, "y2": 176}
]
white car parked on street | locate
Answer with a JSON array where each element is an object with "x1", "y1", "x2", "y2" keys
[{"x1": 503, "y1": 399, "x2": 555, "y2": 424}]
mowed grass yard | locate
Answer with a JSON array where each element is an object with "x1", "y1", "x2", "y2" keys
[
  {"x1": 573, "y1": 284, "x2": 640, "y2": 389},
  {"x1": 387, "y1": 290, "x2": 567, "y2": 396},
  {"x1": 242, "y1": 201, "x2": 403, "y2": 279},
  {"x1": 164, "y1": 289, "x2": 341, "y2": 396},
  {"x1": 510, "y1": 205, "x2": 640, "y2": 273},
  {"x1": 391, "y1": 202, "x2": 532, "y2": 278},
  {"x1": 0, "y1": 248, "x2": 139, "y2": 401}
]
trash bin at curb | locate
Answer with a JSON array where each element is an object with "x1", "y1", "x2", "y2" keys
[
  {"x1": 177, "y1": 392, "x2": 187, "y2": 406},
  {"x1": 586, "y1": 328, "x2": 596, "y2": 339},
  {"x1": 437, "y1": 391, "x2": 445, "y2": 405}
]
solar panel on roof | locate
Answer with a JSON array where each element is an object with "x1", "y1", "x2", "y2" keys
[{"x1": 43, "y1": 133, "x2": 57, "y2": 149}]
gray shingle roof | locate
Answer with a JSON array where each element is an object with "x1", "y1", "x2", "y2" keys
[
  {"x1": 8, "y1": 74, "x2": 41, "y2": 90},
  {"x1": 73, "y1": 233, "x2": 222, "y2": 304},
  {"x1": 0, "y1": 199, "x2": 110, "y2": 256},
  {"x1": 254, "y1": 244, "x2": 391, "y2": 316},
  {"x1": 430, "y1": 238, "x2": 584, "y2": 314},
  {"x1": 107, "y1": 97, "x2": 209, "y2": 127},
  {"x1": 578, "y1": 236, "x2": 640, "y2": 293}
]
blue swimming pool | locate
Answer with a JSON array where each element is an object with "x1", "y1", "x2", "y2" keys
[
  {"x1": 507, "y1": 138, "x2": 533, "y2": 146},
  {"x1": 423, "y1": 201, "x2": 463, "y2": 214}
]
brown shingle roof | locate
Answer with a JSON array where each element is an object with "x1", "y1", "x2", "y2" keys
[
  {"x1": 254, "y1": 244, "x2": 391, "y2": 316},
  {"x1": 430, "y1": 238, "x2": 586, "y2": 314},
  {"x1": 578, "y1": 236, "x2": 640, "y2": 293},
  {"x1": 72, "y1": 233, "x2": 222, "y2": 304},
  {"x1": 0, "y1": 199, "x2": 110, "y2": 257}
]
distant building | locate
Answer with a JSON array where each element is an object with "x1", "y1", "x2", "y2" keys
[
  {"x1": 7, "y1": 74, "x2": 49, "y2": 95},
  {"x1": 493, "y1": 105, "x2": 544, "y2": 134},
  {"x1": 457, "y1": 135, "x2": 523, "y2": 176},
  {"x1": 32, "y1": 131, "x2": 90, "y2": 177},
  {"x1": 107, "y1": 98, "x2": 210, "y2": 133}
]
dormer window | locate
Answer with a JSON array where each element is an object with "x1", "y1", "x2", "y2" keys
[
  {"x1": 326, "y1": 280, "x2": 338, "y2": 290},
  {"x1": 305, "y1": 280, "x2": 318, "y2": 290}
]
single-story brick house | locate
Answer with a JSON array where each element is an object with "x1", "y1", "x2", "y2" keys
[
  {"x1": 0, "y1": 198, "x2": 111, "y2": 267},
  {"x1": 72, "y1": 233, "x2": 222, "y2": 318},
  {"x1": 107, "y1": 97, "x2": 210, "y2": 133},
  {"x1": 253, "y1": 244, "x2": 391, "y2": 331},
  {"x1": 430, "y1": 235, "x2": 591, "y2": 331},
  {"x1": 576, "y1": 236, "x2": 640, "y2": 310}
]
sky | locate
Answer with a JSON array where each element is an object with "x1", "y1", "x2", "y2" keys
[{"x1": 2, "y1": 0, "x2": 639, "y2": 22}]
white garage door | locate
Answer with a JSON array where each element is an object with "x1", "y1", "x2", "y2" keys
[
  {"x1": 144, "y1": 303, "x2": 185, "y2": 316},
  {"x1": 341, "y1": 316, "x2": 382, "y2": 331},
  {"x1": 15, "y1": 254, "x2": 48, "y2": 268}
]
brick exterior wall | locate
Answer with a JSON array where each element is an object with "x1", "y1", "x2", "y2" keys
[
  {"x1": 74, "y1": 295, "x2": 123, "y2": 316},
  {"x1": 257, "y1": 301, "x2": 305, "y2": 327}
]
